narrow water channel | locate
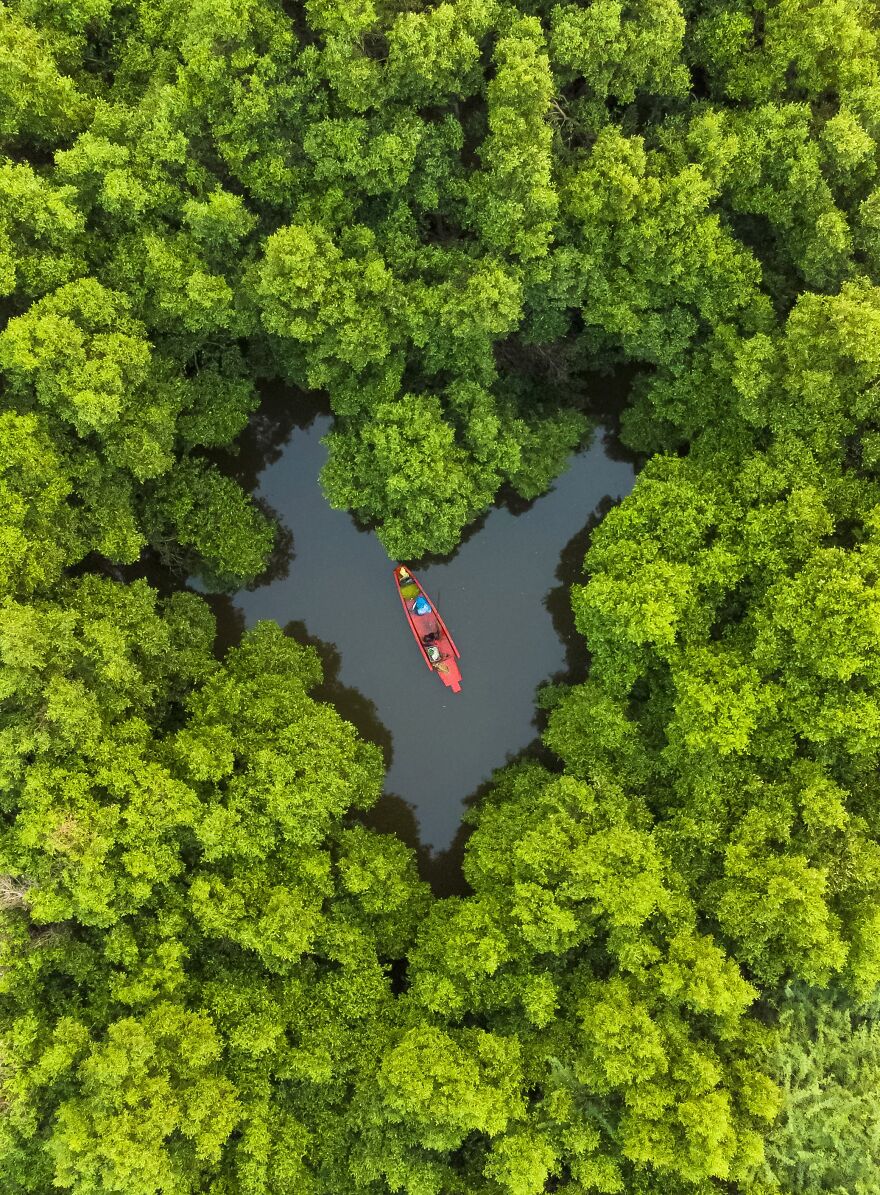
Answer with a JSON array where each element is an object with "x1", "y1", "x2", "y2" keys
[{"x1": 211, "y1": 395, "x2": 636, "y2": 873}]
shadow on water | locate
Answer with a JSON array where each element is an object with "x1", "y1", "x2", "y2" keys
[
  {"x1": 350, "y1": 791, "x2": 466, "y2": 893},
  {"x1": 541, "y1": 493, "x2": 622, "y2": 688},
  {"x1": 199, "y1": 594, "x2": 247, "y2": 659},
  {"x1": 349, "y1": 791, "x2": 469, "y2": 899},
  {"x1": 219, "y1": 381, "x2": 331, "y2": 492},
  {"x1": 282, "y1": 619, "x2": 395, "y2": 770},
  {"x1": 396, "y1": 737, "x2": 566, "y2": 896},
  {"x1": 578, "y1": 362, "x2": 651, "y2": 466},
  {"x1": 350, "y1": 792, "x2": 467, "y2": 898},
  {"x1": 357, "y1": 738, "x2": 563, "y2": 900},
  {"x1": 246, "y1": 496, "x2": 296, "y2": 589}
]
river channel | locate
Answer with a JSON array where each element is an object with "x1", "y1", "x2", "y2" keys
[{"x1": 205, "y1": 391, "x2": 636, "y2": 888}]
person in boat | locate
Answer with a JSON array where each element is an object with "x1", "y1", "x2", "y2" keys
[{"x1": 397, "y1": 567, "x2": 410, "y2": 587}]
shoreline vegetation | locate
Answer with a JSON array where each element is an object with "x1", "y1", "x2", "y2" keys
[{"x1": 2, "y1": 0, "x2": 880, "y2": 1190}]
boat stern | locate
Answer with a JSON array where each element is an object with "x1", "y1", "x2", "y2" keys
[{"x1": 439, "y1": 659, "x2": 463, "y2": 693}]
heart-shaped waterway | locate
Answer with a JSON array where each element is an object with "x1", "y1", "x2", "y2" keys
[{"x1": 225, "y1": 410, "x2": 635, "y2": 862}]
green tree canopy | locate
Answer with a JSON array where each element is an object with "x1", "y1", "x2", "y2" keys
[{"x1": 2, "y1": 0, "x2": 880, "y2": 1187}]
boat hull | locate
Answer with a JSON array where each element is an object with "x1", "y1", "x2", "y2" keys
[{"x1": 393, "y1": 566, "x2": 462, "y2": 693}]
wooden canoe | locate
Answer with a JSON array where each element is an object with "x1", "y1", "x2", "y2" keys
[{"x1": 393, "y1": 566, "x2": 462, "y2": 693}]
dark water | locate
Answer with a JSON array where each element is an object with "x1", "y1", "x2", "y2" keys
[{"x1": 211, "y1": 397, "x2": 635, "y2": 877}]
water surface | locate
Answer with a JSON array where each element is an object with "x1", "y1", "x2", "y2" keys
[{"x1": 225, "y1": 405, "x2": 635, "y2": 857}]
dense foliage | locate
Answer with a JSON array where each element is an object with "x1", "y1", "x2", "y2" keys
[{"x1": 3, "y1": 0, "x2": 880, "y2": 1189}]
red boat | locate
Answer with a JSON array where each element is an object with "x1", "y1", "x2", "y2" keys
[{"x1": 393, "y1": 566, "x2": 462, "y2": 693}]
